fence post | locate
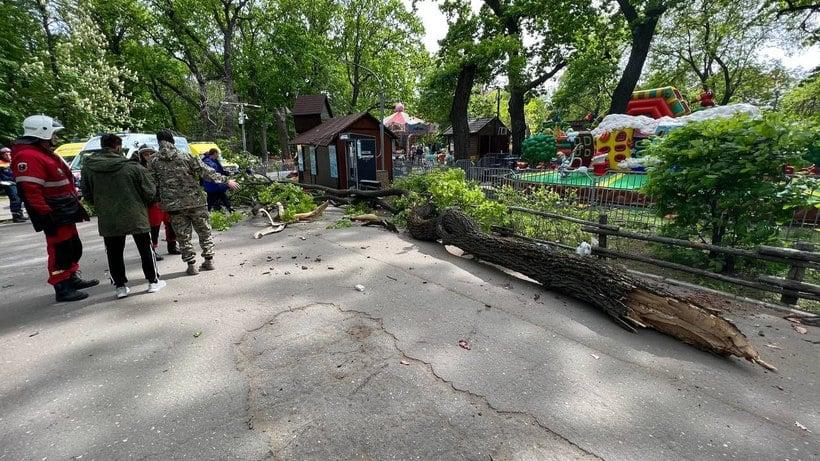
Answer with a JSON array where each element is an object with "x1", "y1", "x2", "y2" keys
[
  {"x1": 597, "y1": 213, "x2": 608, "y2": 259},
  {"x1": 781, "y1": 242, "x2": 814, "y2": 305}
]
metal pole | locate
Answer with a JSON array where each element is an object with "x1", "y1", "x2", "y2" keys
[
  {"x1": 379, "y1": 90, "x2": 385, "y2": 173},
  {"x1": 239, "y1": 104, "x2": 247, "y2": 154}
]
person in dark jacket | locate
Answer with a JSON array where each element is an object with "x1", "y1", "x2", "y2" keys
[
  {"x1": 1, "y1": 147, "x2": 26, "y2": 222},
  {"x1": 12, "y1": 115, "x2": 98, "y2": 302},
  {"x1": 80, "y1": 134, "x2": 166, "y2": 299},
  {"x1": 202, "y1": 148, "x2": 233, "y2": 212}
]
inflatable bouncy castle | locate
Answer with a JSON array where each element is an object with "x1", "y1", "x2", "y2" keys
[{"x1": 627, "y1": 86, "x2": 691, "y2": 119}]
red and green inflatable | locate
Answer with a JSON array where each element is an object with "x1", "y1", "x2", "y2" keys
[{"x1": 627, "y1": 86, "x2": 691, "y2": 119}]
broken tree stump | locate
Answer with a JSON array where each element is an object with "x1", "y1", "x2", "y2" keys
[{"x1": 433, "y1": 208, "x2": 775, "y2": 371}]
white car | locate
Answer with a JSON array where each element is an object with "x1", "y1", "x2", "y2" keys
[{"x1": 70, "y1": 133, "x2": 191, "y2": 188}]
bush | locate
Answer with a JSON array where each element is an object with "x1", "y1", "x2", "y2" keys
[
  {"x1": 393, "y1": 168, "x2": 505, "y2": 231},
  {"x1": 521, "y1": 134, "x2": 557, "y2": 165},
  {"x1": 644, "y1": 114, "x2": 817, "y2": 252}
]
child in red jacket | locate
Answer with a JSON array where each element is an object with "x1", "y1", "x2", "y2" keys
[{"x1": 135, "y1": 146, "x2": 179, "y2": 259}]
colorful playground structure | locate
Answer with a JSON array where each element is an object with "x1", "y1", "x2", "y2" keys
[{"x1": 626, "y1": 86, "x2": 691, "y2": 119}]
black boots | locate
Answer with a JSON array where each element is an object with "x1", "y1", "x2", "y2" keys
[
  {"x1": 167, "y1": 241, "x2": 181, "y2": 255},
  {"x1": 12, "y1": 213, "x2": 27, "y2": 223},
  {"x1": 54, "y1": 280, "x2": 89, "y2": 302},
  {"x1": 69, "y1": 272, "x2": 100, "y2": 289}
]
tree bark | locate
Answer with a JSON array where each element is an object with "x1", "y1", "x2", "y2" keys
[
  {"x1": 508, "y1": 87, "x2": 526, "y2": 157},
  {"x1": 34, "y1": 0, "x2": 59, "y2": 79},
  {"x1": 450, "y1": 64, "x2": 477, "y2": 159},
  {"x1": 609, "y1": 3, "x2": 666, "y2": 114},
  {"x1": 275, "y1": 107, "x2": 290, "y2": 160},
  {"x1": 432, "y1": 208, "x2": 774, "y2": 370}
]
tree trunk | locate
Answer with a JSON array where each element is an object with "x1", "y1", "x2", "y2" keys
[
  {"x1": 431, "y1": 209, "x2": 774, "y2": 370},
  {"x1": 274, "y1": 107, "x2": 290, "y2": 160},
  {"x1": 195, "y1": 74, "x2": 214, "y2": 138},
  {"x1": 223, "y1": 26, "x2": 236, "y2": 139},
  {"x1": 609, "y1": 18, "x2": 662, "y2": 114},
  {"x1": 34, "y1": 0, "x2": 59, "y2": 79},
  {"x1": 450, "y1": 63, "x2": 476, "y2": 159},
  {"x1": 508, "y1": 86, "x2": 526, "y2": 157}
]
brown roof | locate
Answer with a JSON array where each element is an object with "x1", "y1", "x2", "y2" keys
[
  {"x1": 292, "y1": 94, "x2": 333, "y2": 117},
  {"x1": 292, "y1": 113, "x2": 396, "y2": 146},
  {"x1": 442, "y1": 117, "x2": 505, "y2": 135}
]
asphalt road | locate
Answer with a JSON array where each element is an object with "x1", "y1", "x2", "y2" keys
[{"x1": 0, "y1": 206, "x2": 817, "y2": 460}]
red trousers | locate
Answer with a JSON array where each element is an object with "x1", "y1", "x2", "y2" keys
[{"x1": 45, "y1": 223, "x2": 82, "y2": 285}]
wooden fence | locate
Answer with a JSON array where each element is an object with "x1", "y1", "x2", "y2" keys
[{"x1": 506, "y1": 206, "x2": 820, "y2": 308}]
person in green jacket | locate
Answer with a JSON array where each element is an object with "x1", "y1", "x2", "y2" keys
[{"x1": 80, "y1": 133, "x2": 167, "y2": 299}]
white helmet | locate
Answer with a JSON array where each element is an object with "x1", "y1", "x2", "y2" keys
[{"x1": 22, "y1": 114, "x2": 64, "y2": 140}]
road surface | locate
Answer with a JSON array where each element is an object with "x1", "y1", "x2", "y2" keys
[{"x1": 0, "y1": 205, "x2": 817, "y2": 460}]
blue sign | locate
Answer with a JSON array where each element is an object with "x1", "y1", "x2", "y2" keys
[{"x1": 328, "y1": 145, "x2": 338, "y2": 178}]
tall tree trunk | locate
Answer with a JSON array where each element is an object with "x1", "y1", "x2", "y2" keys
[
  {"x1": 34, "y1": 0, "x2": 59, "y2": 79},
  {"x1": 450, "y1": 64, "x2": 476, "y2": 160},
  {"x1": 508, "y1": 86, "x2": 526, "y2": 157},
  {"x1": 609, "y1": 18, "x2": 662, "y2": 114},
  {"x1": 195, "y1": 75, "x2": 214, "y2": 138},
  {"x1": 275, "y1": 107, "x2": 290, "y2": 160},
  {"x1": 223, "y1": 27, "x2": 236, "y2": 139}
]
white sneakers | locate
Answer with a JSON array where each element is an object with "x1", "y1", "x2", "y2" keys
[
  {"x1": 114, "y1": 280, "x2": 166, "y2": 299},
  {"x1": 116, "y1": 286, "x2": 131, "y2": 299},
  {"x1": 147, "y1": 280, "x2": 167, "y2": 293}
]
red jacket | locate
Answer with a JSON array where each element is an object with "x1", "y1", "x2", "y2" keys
[{"x1": 11, "y1": 140, "x2": 88, "y2": 231}]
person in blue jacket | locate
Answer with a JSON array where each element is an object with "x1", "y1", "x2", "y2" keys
[{"x1": 202, "y1": 148, "x2": 234, "y2": 212}]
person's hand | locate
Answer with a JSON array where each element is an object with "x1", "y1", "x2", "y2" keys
[{"x1": 227, "y1": 179, "x2": 240, "y2": 190}]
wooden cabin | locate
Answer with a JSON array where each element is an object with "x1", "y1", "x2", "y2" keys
[
  {"x1": 442, "y1": 117, "x2": 510, "y2": 161},
  {"x1": 292, "y1": 97, "x2": 396, "y2": 189}
]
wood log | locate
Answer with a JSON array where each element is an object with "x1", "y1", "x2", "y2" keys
[
  {"x1": 289, "y1": 182, "x2": 409, "y2": 198},
  {"x1": 293, "y1": 201, "x2": 329, "y2": 222},
  {"x1": 351, "y1": 214, "x2": 399, "y2": 233},
  {"x1": 433, "y1": 208, "x2": 775, "y2": 371}
]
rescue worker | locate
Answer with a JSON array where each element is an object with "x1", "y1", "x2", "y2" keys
[
  {"x1": 149, "y1": 129, "x2": 239, "y2": 275},
  {"x1": 1, "y1": 146, "x2": 27, "y2": 222},
  {"x1": 11, "y1": 115, "x2": 99, "y2": 302}
]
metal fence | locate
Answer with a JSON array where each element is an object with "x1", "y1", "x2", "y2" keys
[{"x1": 463, "y1": 165, "x2": 820, "y2": 246}]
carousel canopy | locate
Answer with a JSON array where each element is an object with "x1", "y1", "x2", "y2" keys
[{"x1": 383, "y1": 103, "x2": 429, "y2": 133}]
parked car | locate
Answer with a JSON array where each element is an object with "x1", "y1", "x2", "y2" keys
[{"x1": 70, "y1": 133, "x2": 191, "y2": 191}]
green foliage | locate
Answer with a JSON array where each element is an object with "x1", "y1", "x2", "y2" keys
[
  {"x1": 496, "y1": 186, "x2": 592, "y2": 246},
  {"x1": 327, "y1": 217, "x2": 353, "y2": 229},
  {"x1": 521, "y1": 134, "x2": 557, "y2": 165},
  {"x1": 644, "y1": 114, "x2": 819, "y2": 250},
  {"x1": 344, "y1": 202, "x2": 373, "y2": 216},
  {"x1": 210, "y1": 210, "x2": 244, "y2": 231},
  {"x1": 255, "y1": 183, "x2": 317, "y2": 222},
  {"x1": 393, "y1": 168, "x2": 505, "y2": 231}
]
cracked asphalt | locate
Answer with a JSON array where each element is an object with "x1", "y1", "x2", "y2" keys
[{"x1": 0, "y1": 207, "x2": 818, "y2": 460}]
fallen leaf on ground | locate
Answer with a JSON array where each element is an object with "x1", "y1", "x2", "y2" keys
[
  {"x1": 400, "y1": 360, "x2": 409, "y2": 365},
  {"x1": 793, "y1": 325, "x2": 808, "y2": 335},
  {"x1": 765, "y1": 344, "x2": 783, "y2": 349},
  {"x1": 795, "y1": 421, "x2": 811, "y2": 433},
  {"x1": 193, "y1": 331, "x2": 202, "y2": 338},
  {"x1": 591, "y1": 354, "x2": 600, "y2": 360},
  {"x1": 458, "y1": 340, "x2": 471, "y2": 350},
  {"x1": 355, "y1": 284, "x2": 365, "y2": 292},
  {"x1": 28, "y1": 331, "x2": 39, "y2": 337}
]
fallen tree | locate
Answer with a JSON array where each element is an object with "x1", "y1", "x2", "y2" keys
[
  {"x1": 269, "y1": 182, "x2": 776, "y2": 370},
  {"x1": 434, "y1": 209, "x2": 775, "y2": 370}
]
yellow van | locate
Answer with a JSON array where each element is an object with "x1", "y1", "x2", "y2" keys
[
  {"x1": 189, "y1": 142, "x2": 240, "y2": 173},
  {"x1": 54, "y1": 142, "x2": 86, "y2": 164}
]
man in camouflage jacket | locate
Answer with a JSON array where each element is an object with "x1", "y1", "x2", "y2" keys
[{"x1": 149, "y1": 130, "x2": 239, "y2": 275}]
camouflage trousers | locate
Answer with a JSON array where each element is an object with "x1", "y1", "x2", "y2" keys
[{"x1": 169, "y1": 206, "x2": 214, "y2": 264}]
